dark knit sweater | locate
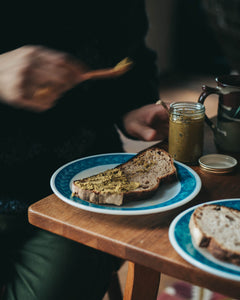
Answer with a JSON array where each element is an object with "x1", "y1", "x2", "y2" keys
[{"x1": 0, "y1": 0, "x2": 159, "y2": 214}]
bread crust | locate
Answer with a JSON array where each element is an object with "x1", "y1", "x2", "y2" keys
[
  {"x1": 72, "y1": 146, "x2": 176, "y2": 206},
  {"x1": 189, "y1": 204, "x2": 240, "y2": 266},
  {"x1": 189, "y1": 213, "x2": 211, "y2": 247},
  {"x1": 208, "y1": 239, "x2": 240, "y2": 266}
]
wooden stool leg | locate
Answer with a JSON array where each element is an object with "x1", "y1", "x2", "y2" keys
[{"x1": 123, "y1": 262, "x2": 160, "y2": 300}]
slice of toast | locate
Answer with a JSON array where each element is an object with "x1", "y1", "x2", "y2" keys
[
  {"x1": 189, "y1": 204, "x2": 240, "y2": 265},
  {"x1": 71, "y1": 147, "x2": 176, "y2": 206}
]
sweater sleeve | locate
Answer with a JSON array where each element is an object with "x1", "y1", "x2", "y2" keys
[
  {"x1": 107, "y1": 0, "x2": 160, "y2": 115},
  {"x1": 78, "y1": 0, "x2": 160, "y2": 126}
]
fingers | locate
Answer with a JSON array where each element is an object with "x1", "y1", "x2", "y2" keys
[
  {"x1": 23, "y1": 65, "x2": 74, "y2": 99},
  {"x1": 0, "y1": 46, "x2": 133, "y2": 113},
  {"x1": 32, "y1": 46, "x2": 89, "y2": 84},
  {"x1": 122, "y1": 103, "x2": 170, "y2": 141},
  {"x1": 0, "y1": 45, "x2": 88, "y2": 111},
  {"x1": 135, "y1": 125, "x2": 159, "y2": 141},
  {"x1": 14, "y1": 95, "x2": 58, "y2": 112},
  {"x1": 129, "y1": 121, "x2": 168, "y2": 141}
]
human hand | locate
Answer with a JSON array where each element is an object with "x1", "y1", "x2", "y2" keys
[
  {"x1": 0, "y1": 46, "x2": 88, "y2": 112},
  {"x1": 122, "y1": 103, "x2": 169, "y2": 141}
]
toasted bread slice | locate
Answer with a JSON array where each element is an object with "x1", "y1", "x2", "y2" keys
[
  {"x1": 72, "y1": 147, "x2": 176, "y2": 206},
  {"x1": 189, "y1": 204, "x2": 240, "y2": 265}
]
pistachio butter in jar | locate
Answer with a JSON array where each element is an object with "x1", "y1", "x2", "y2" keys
[{"x1": 168, "y1": 102, "x2": 205, "y2": 164}]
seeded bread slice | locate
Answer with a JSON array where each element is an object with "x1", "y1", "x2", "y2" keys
[
  {"x1": 71, "y1": 147, "x2": 176, "y2": 206},
  {"x1": 189, "y1": 204, "x2": 240, "y2": 265}
]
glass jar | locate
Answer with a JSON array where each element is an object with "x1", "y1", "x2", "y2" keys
[{"x1": 168, "y1": 102, "x2": 205, "y2": 164}]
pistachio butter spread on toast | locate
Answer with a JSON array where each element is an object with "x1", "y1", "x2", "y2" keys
[{"x1": 72, "y1": 147, "x2": 176, "y2": 206}]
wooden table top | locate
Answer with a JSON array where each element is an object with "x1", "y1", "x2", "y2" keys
[{"x1": 28, "y1": 127, "x2": 240, "y2": 298}]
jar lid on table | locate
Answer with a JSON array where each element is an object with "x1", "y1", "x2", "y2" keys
[{"x1": 199, "y1": 154, "x2": 238, "y2": 174}]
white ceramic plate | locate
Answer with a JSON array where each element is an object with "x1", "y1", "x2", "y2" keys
[
  {"x1": 169, "y1": 198, "x2": 240, "y2": 281},
  {"x1": 50, "y1": 153, "x2": 201, "y2": 216}
]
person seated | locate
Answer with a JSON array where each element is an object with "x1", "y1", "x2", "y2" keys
[{"x1": 0, "y1": 1, "x2": 169, "y2": 299}]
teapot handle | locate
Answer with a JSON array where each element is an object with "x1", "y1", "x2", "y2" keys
[{"x1": 198, "y1": 85, "x2": 221, "y2": 134}]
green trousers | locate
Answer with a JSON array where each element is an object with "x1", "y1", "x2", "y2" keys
[{"x1": 0, "y1": 215, "x2": 119, "y2": 300}]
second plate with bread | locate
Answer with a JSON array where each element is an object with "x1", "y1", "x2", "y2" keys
[{"x1": 169, "y1": 198, "x2": 240, "y2": 281}]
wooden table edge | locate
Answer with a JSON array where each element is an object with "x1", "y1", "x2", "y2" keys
[{"x1": 28, "y1": 196, "x2": 240, "y2": 299}]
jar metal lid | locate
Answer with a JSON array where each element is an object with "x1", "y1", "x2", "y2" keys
[{"x1": 199, "y1": 154, "x2": 238, "y2": 174}]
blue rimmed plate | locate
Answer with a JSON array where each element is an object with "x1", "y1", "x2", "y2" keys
[
  {"x1": 50, "y1": 153, "x2": 201, "y2": 216},
  {"x1": 169, "y1": 199, "x2": 240, "y2": 281}
]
